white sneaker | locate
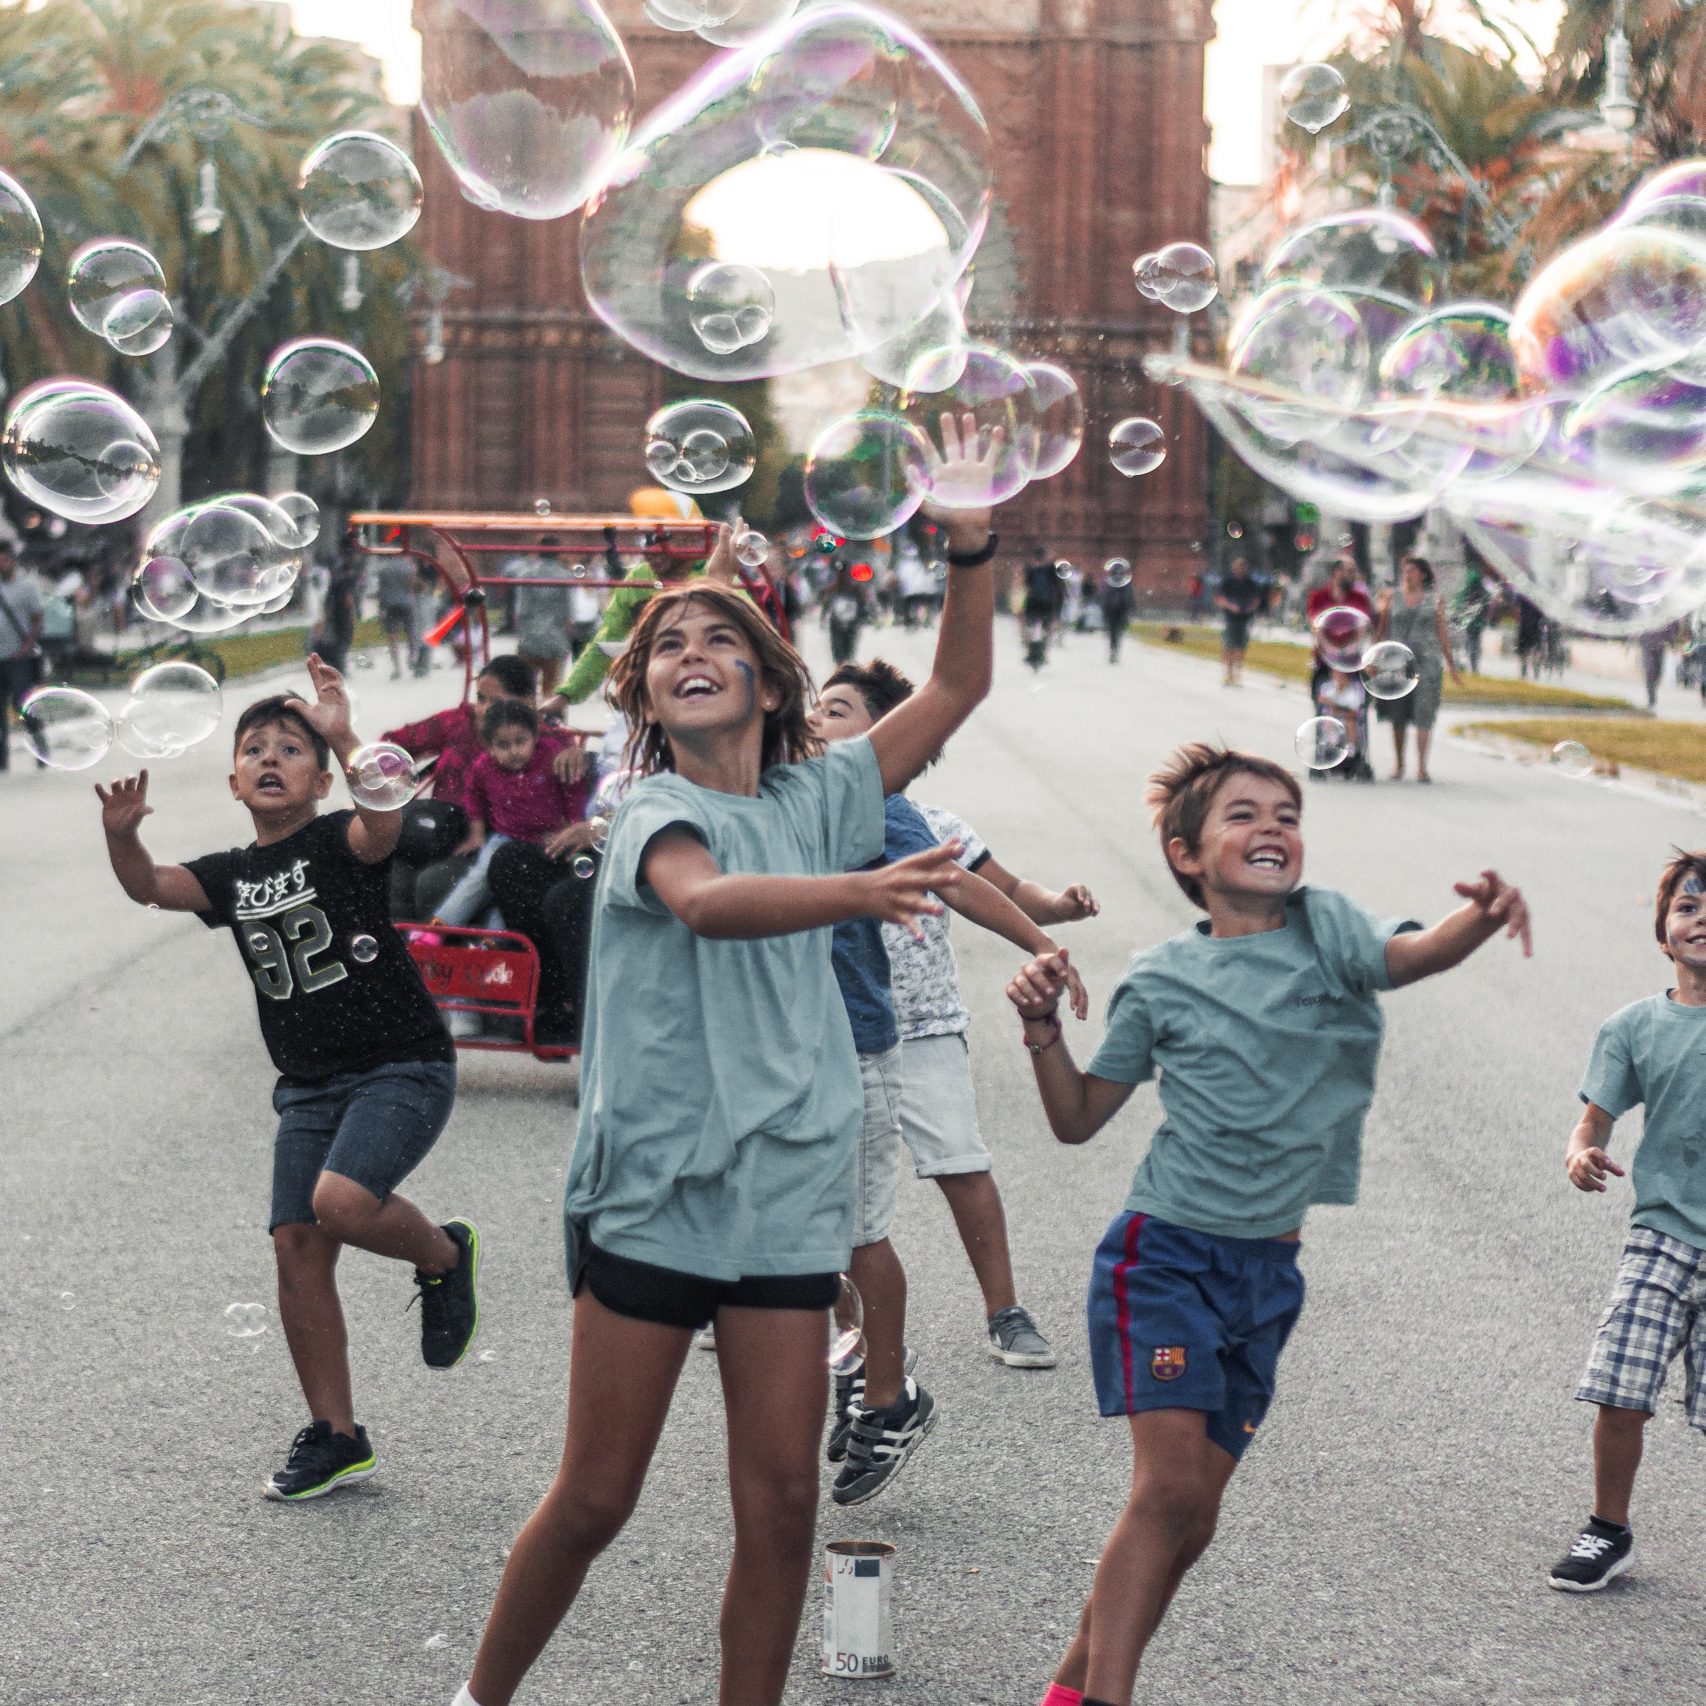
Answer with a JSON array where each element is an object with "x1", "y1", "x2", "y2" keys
[
  {"x1": 693, "y1": 1325, "x2": 717, "y2": 1352},
  {"x1": 446, "y1": 1008, "x2": 482, "y2": 1040}
]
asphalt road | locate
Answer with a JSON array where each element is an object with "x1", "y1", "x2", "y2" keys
[{"x1": 4, "y1": 619, "x2": 1704, "y2": 1706}]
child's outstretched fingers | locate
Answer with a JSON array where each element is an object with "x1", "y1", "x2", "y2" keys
[
  {"x1": 1063, "y1": 958, "x2": 1090, "y2": 1021},
  {"x1": 1060, "y1": 883, "x2": 1099, "y2": 920},
  {"x1": 1567, "y1": 1146, "x2": 1626, "y2": 1192},
  {"x1": 96, "y1": 771, "x2": 152, "y2": 835}
]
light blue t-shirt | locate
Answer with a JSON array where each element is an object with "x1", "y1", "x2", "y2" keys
[
  {"x1": 1579, "y1": 994, "x2": 1706, "y2": 1252},
  {"x1": 1088, "y1": 887, "x2": 1417, "y2": 1240},
  {"x1": 563, "y1": 735, "x2": 884, "y2": 1283}
]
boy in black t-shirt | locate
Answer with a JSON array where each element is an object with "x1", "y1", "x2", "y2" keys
[{"x1": 95, "y1": 655, "x2": 480, "y2": 1503}]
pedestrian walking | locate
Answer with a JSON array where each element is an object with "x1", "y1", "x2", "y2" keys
[
  {"x1": 376, "y1": 553, "x2": 418, "y2": 680},
  {"x1": 1374, "y1": 555, "x2": 1462, "y2": 783},
  {"x1": 1215, "y1": 555, "x2": 1262, "y2": 686},
  {"x1": 1101, "y1": 564, "x2": 1135, "y2": 663},
  {"x1": 0, "y1": 541, "x2": 46, "y2": 771}
]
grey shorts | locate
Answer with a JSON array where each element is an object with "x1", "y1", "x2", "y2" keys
[
  {"x1": 269, "y1": 1059, "x2": 456, "y2": 1232},
  {"x1": 1576, "y1": 1225, "x2": 1706, "y2": 1431},
  {"x1": 897, "y1": 1032, "x2": 992, "y2": 1178},
  {"x1": 852, "y1": 1045, "x2": 904, "y2": 1249}
]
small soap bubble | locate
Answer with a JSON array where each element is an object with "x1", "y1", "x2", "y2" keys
[
  {"x1": 131, "y1": 555, "x2": 198, "y2": 623},
  {"x1": 262, "y1": 338, "x2": 381, "y2": 456},
  {"x1": 687, "y1": 261, "x2": 775, "y2": 354},
  {"x1": 58, "y1": 1291, "x2": 75, "y2": 1311},
  {"x1": 829, "y1": 1273, "x2": 864, "y2": 1369},
  {"x1": 0, "y1": 169, "x2": 43, "y2": 306},
  {"x1": 21, "y1": 687, "x2": 115, "y2": 771},
  {"x1": 1104, "y1": 557, "x2": 1133, "y2": 589},
  {"x1": 735, "y1": 530, "x2": 769, "y2": 569},
  {"x1": 423, "y1": 1632, "x2": 449, "y2": 1652},
  {"x1": 902, "y1": 343, "x2": 1039, "y2": 507},
  {"x1": 1359, "y1": 640, "x2": 1419, "y2": 701},
  {"x1": 104, "y1": 288, "x2": 174, "y2": 357},
  {"x1": 642, "y1": 400, "x2": 755, "y2": 494},
  {"x1": 569, "y1": 561, "x2": 588, "y2": 580},
  {"x1": 2, "y1": 379, "x2": 161, "y2": 525},
  {"x1": 347, "y1": 742, "x2": 419, "y2": 811},
  {"x1": 223, "y1": 1301, "x2": 268, "y2": 1340},
  {"x1": 1152, "y1": 242, "x2": 1218, "y2": 313},
  {"x1": 1280, "y1": 62, "x2": 1349, "y2": 134},
  {"x1": 298, "y1": 130, "x2": 423, "y2": 252},
  {"x1": 588, "y1": 814, "x2": 611, "y2": 852},
  {"x1": 275, "y1": 492, "x2": 321, "y2": 549},
  {"x1": 1312, "y1": 604, "x2": 1374, "y2": 671},
  {"x1": 351, "y1": 934, "x2": 379, "y2": 964},
  {"x1": 590, "y1": 768, "x2": 637, "y2": 819},
  {"x1": 1296, "y1": 716, "x2": 1351, "y2": 770},
  {"x1": 534, "y1": 497, "x2": 552, "y2": 517},
  {"x1": 121, "y1": 662, "x2": 223, "y2": 754},
  {"x1": 1132, "y1": 251, "x2": 1163, "y2": 301},
  {"x1": 803, "y1": 410, "x2": 931, "y2": 540},
  {"x1": 66, "y1": 238, "x2": 166, "y2": 337},
  {"x1": 1551, "y1": 739, "x2": 1594, "y2": 779},
  {"x1": 571, "y1": 854, "x2": 596, "y2": 880},
  {"x1": 1109, "y1": 417, "x2": 1166, "y2": 477}
]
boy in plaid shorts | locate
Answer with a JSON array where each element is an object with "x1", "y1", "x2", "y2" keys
[{"x1": 1550, "y1": 849, "x2": 1706, "y2": 1591}]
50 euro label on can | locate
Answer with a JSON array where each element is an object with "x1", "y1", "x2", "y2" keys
[{"x1": 821, "y1": 1540, "x2": 896, "y2": 1679}]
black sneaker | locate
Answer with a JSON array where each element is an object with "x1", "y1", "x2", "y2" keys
[
  {"x1": 987, "y1": 1304, "x2": 1058, "y2": 1368},
  {"x1": 1548, "y1": 1517, "x2": 1634, "y2": 1592},
  {"x1": 263, "y1": 1420, "x2": 376, "y2": 1502},
  {"x1": 831, "y1": 1377, "x2": 938, "y2": 1507},
  {"x1": 411, "y1": 1218, "x2": 481, "y2": 1369},
  {"x1": 827, "y1": 1345, "x2": 918, "y2": 1463}
]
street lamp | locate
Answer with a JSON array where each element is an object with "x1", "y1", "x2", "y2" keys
[
  {"x1": 120, "y1": 87, "x2": 272, "y2": 238},
  {"x1": 406, "y1": 264, "x2": 473, "y2": 368},
  {"x1": 190, "y1": 161, "x2": 224, "y2": 236},
  {"x1": 1600, "y1": 1, "x2": 1638, "y2": 133},
  {"x1": 339, "y1": 254, "x2": 364, "y2": 314}
]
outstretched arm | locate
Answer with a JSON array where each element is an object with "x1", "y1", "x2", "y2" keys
[
  {"x1": 943, "y1": 868, "x2": 1089, "y2": 1019},
  {"x1": 976, "y1": 850, "x2": 1099, "y2": 926},
  {"x1": 1385, "y1": 868, "x2": 1532, "y2": 987},
  {"x1": 1006, "y1": 949, "x2": 1131, "y2": 1143},
  {"x1": 95, "y1": 772, "x2": 211, "y2": 911}
]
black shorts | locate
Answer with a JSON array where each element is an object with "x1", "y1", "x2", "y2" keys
[{"x1": 577, "y1": 1244, "x2": 840, "y2": 1330}]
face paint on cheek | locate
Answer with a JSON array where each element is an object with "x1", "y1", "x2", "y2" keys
[{"x1": 734, "y1": 659, "x2": 757, "y2": 716}]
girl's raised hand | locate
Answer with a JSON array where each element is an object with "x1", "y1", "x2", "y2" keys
[
  {"x1": 95, "y1": 771, "x2": 152, "y2": 837},
  {"x1": 861, "y1": 839, "x2": 965, "y2": 940},
  {"x1": 705, "y1": 522, "x2": 739, "y2": 587},
  {"x1": 1007, "y1": 948, "x2": 1070, "y2": 1020},
  {"x1": 919, "y1": 409, "x2": 1000, "y2": 537}
]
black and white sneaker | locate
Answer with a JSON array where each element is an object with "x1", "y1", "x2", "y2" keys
[
  {"x1": 827, "y1": 1346, "x2": 917, "y2": 1463},
  {"x1": 1548, "y1": 1517, "x2": 1634, "y2": 1592},
  {"x1": 831, "y1": 1377, "x2": 938, "y2": 1506},
  {"x1": 411, "y1": 1218, "x2": 481, "y2": 1369},
  {"x1": 987, "y1": 1305, "x2": 1058, "y2": 1368},
  {"x1": 263, "y1": 1420, "x2": 376, "y2": 1502}
]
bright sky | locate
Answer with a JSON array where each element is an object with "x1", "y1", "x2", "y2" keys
[{"x1": 291, "y1": 1, "x2": 1566, "y2": 184}]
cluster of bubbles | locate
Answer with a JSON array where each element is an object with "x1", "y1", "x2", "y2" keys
[
  {"x1": 23, "y1": 662, "x2": 224, "y2": 771},
  {"x1": 1159, "y1": 153, "x2": 1706, "y2": 643},
  {"x1": 2, "y1": 379, "x2": 161, "y2": 525},
  {"x1": 68, "y1": 238, "x2": 174, "y2": 357},
  {"x1": 224, "y1": 1301, "x2": 269, "y2": 1340},
  {"x1": 1293, "y1": 606, "x2": 1420, "y2": 770},
  {"x1": 644, "y1": 399, "x2": 758, "y2": 494},
  {"x1": 1132, "y1": 243, "x2": 1219, "y2": 313}
]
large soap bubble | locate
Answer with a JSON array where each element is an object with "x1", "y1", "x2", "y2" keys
[
  {"x1": 180, "y1": 499, "x2": 298, "y2": 606},
  {"x1": 1227, "y1": 283, "x2": 1370, "y2": 443},
  {"x1": 900, "y1": 344, "x2": 1036, "y2": 508},
  {"x1": 299, "y1": 130, "x2": 423, "y2": 251},
  {"x1": 119, "y1": 662, "x2": 224, "y2": 757},
  {"x1": 643, "y1": 399, "x2": 756, "y2": 494},
  {"x1": 131, "y1": 553, "x2": 198, "y2": 623},
  {"x1": 67, "y1": 239, "x2": 167, "y2": 338},
  {"x1": 417, "y1": 0, "x2": 635, "y2": 221},
  {"x1": 0, "y1": 169, "x2": 42, "y2": 306},
  {"x1": 261, "y1": 338, "x2": 380, "y2": 455},
  {"x1": 580, "y1": 3, "x2": 991, "y2": 382},
  {"x1": 803, "y1": 410, "x2": 931, "y2": 539},
  {"x1": 697, "y1": 0, "x2": 800, "y2": 45},
  {"x1": 22, "y1": 686, "x2": 114, "y2": 771},
  {"x1": 1280, "y1": 62, "x2": 1348, "y2": 134},
  {"x1": 1019, "y1": 363, "x2": 1084, "y2": 480},
  {"x1": 2, "y1": 379, "x2": 161, "y2": 525},
  {"x1": 859, "y1": 285, "x2": 968, "y2": 389},
  {"x1": 1265, "y1": 208, "x2": 1440, "y2": 309},
  {"x1": 1563, "y1": 367, "x2": 1706, "y2": 496}
]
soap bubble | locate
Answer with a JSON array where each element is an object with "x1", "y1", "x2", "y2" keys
[
  {"x1": 590, "y1": 767, "x2": 637, "y2": 819},
  {"x1": 66, "y1": 238, "x2": 167, "y2": 337},
  {"x1": 735, "y1": 530, "x2": 769, "y2": 568},
  {"x1": 643, "y1": 399, "x2": 755, "y2": 494},
  {"x1": 1018, "y1": 363, "x2": 1084, "y2": 481},
  {"x1": 1151, "y1": 242, "x2": 1218, "y2": 313},
  {"x1": 587, "y1": 813, "x2": 611, "y2": 851},
  {"x1": 262, "y1": 337, "x2": 381, "y2": 455},
  {"x1": 298, "y1": 130, "x2": 423, "y2": 251},
  {"x1": 579, "y1": 6, "x2": 989, "y2": 382},
  {"x1": 275, "y1": 492, "x2": 321, "y2": 548},
  {"x1": 347, "y1": 742, "x2": 419, "y2": 810},
  {"x1": 1265, "y1": 209, "x2": 1440, "y2": 313},
  {"x1": 351, "y1": 934, "x2": 379, "y2": 964},
  {"x1": 686, "y1": 261, "x2": 775, "y2": 355},
  {"x1": 1280, "y1": 62, "x2": 1348, "y2": 134},
  {"x1": 1312, "y1": 604, "x2": 1374, "y2": 670},
  {"x1": 223, "y1": 1302, "x2": 268, "y2": 1340},
  {"x1": 120, "y1": 663, "x2": 223, "y2": 755},
  {"x1": 571, "y1": 854, "x2": 596, "y2": 880},
  {"x1": 1104, "y1": 557, "x2": 1133, "y2": 589},
  {"x1": 417, "y1": 0, "x2": 635, "y2": 222},
  {"x1": 901, "y1": 344, "x2": 1038, "y2": 508},
  {"x1": 59, "y1": 1291, "x2": 76, "y2": 1311},
  {"x1": 859, "y1": 286, "x2": 968, "y2": 389},
  {"x1": 1359, "y1": 640, "x2": 1419, "y2": 700},
  {"x1": 1109, "y1": 416, "x2": 1166, "y2": 477},
  {"x1": 104, "y1": 289, "x2": 174, "y2": 357},
  {"x1": 1132, "y1": 251, "x2": 1163, "y2": 301},
  {"x1": 176, "y1": 501, "x2": 293, "y2": 607},
  {"x1": 0, "y1": 169, "x2": 43, "y2": 306},
  {"x1": 1562, "y1": 367, "x2": 1706, "y2": 496},
  {"x1": 131, "y1": 554, "x2": 198, "y2": 623},
  {"x1": 1551, "y1": 739, "x2": 1593, "y2": 778},
  {"x1": 21, "y1": 687, "x2": 114, "y2": 771},
  {"x1": 803, "y1": 410, "x2": 931, "y2": 539},
  {"x1": 1296, "y1": 715, "x2": 1351, "y2": 770},
  {"x1": 698, "y1": 0, "x2": 800, "y2": 47},
  {"x1": 1, "y1": 379, "x2": 161, "y2": 525},
  {"x1": 1227, "y1": 283, "x2": 1371, "y2": 443},
  {"x1": 830, "y1": 1272, "x2": 864, "y2": 1368}
]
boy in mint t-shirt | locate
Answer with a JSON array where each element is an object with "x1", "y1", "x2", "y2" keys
[
  {"x1": 1548, "y1": 849, "x2": 1706, "y2": 1594},
  {"x1": 1004, "y1": 741, "x2": 1531, "y2": 1706}
]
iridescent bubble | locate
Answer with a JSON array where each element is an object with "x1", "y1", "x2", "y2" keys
[
  {"x1": 1551, "y1": 740, "x2": 1593, "y2": 779},
  {"x1": 686, "y1": 262, "x2": 775, "y2": 354},
  {"x1": 223, "y1": 1302, "x2": 269, "y2": 1340},
  {"x1": 418, "y1": 0, "x2": 635, "y2": 222},
  {"x1": 103, "y1": 288, "x2": 174, "y2": 357},
  {"x1": 590, "y1": 767, "x2": 637, "y2": 819},
  {"x1": 1359, "y1": 640, "x2": 1419, "y2": 701},
  {"x1": 1151, "y1": 242, "x2": 1218, "y2": 313},
  {"x1": 1312, "y1": 604, "x2": 1374, "y2": 671},
  {"x1": 900, "y1": 344, "x2": 1037, "y2": 508},
  {"x1": 1104, "y1": 557, "x2": 1133, "y2": 589},
  {"x1": 261, "y1": 338, "x2": 380, "y2": 455},
  {"x1": 1227, "y1": 283, "x2": 1370, "y2": 444},
  {"x1": 1132, "y1": 251, "x2": 1162, "y2": 301},
  {"x1": 1265, "y1": 208, "x2": 1440, "y2": 310},
  {"x1": 804, "y1": 410, "x2": 931, "y2": 540},
  {"x1": 1295, "y1": 715, "x2": 1351, "y2": 770},
  {"x1": 66, "y1": 238, "x2": 166, "y2": 337},
  {"x1": 1, "y1": 379, "x2": 161, "y2": 525},
  {"x1": 830, "y1": 1272, "x2": 864, "y2": 1368},
  {"x1": 351, "y1": 934, "x2": 379, "y2": 964},
  {"x1": 1108, "y1": 416, "x2": 1166, "y2": 477},
  {"x1": 642, "y1": 399, "x2": 755, "y2": 494},
  {"x1": 347, "y1": 741, "x2": 419, "y2": 811},
  {"x1": 120, "y1": 663, "x2": 223, "y2": 754},
  {"x1": 735, "y1": 530, "x2": 769, "y2": 568},
  {"x1": 1279, "y1": 62, "x2": 1348, "y2": 134},
  {"x1": 22, "y1": 687, "x2": 114, "y2": 771},
  {"x1": 579, "y1": 6, "x2": 989, "y2": 382},
  {"x1": 177, "y1": 501, "x2": 290, "y2": 607},
  {"x1": 1562, "y1": 367, "x2": 1706, "y2": 496},
  {"x1": 858, "y1": 287, "x2": 968, "y2": 389},
  {"x1": 588, "y1": 813, "x2": 611, "y2": 852},
  {"x1": 275, "y1": 492, "x2": 321, "y2": 548},
  {"x1": 1018, "y1": 363, "x2": 1084, "y2": 481},
  {"x1": 571, "y1": 853, "x2": 596, "y2": 880},
  {"x1": 298, "y1": 130, "x2": 423, "y2": 251},
  {"x1": 131, "y1": 555, "x2": 197, "y2": 623},
  {"x1": 0, "y1": 169, "x2": 43, "y2": 306}
]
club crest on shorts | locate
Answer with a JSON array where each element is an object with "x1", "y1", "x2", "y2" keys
[{"x1": 1150, "y1": 1345, "x2": 1187, "y2": 1382}]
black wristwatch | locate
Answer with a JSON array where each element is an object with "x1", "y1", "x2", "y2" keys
[{"x1": 946, "y1": 532, "x2": 998, "y2": 569}]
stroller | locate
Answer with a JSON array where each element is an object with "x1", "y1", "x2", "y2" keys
[{"x1": 1308, "y1": 670, "x2": 1375, "y2": 782}]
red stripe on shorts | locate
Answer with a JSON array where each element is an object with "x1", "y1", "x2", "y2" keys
[{"x1": 1113, "y1": 1213, "x2": 1148, "y2": 1410}]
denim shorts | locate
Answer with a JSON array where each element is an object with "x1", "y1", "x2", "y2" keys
[
  {"x1": 1087, "y1": 1212, "x2": 1305, "y2": 1461},
  {"x1": 269, "y1": 1059, "x2": 457, "y2": 1232},
  {"x1": 852, "y1": 1044, "x2": 904, "y2": 1248},
  {"x1": 897, "y1": 1032, "x2": 992, "y2": 1179}
]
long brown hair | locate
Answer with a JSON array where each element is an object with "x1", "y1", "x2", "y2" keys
[{"x1": 607, "y1": 583, "x2": 822, "y2": 776}]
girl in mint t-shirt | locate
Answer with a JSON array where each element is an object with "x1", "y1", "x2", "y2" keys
[{"x1": 461, "y1": 436, "x2": 1004, "y2": 1706}]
